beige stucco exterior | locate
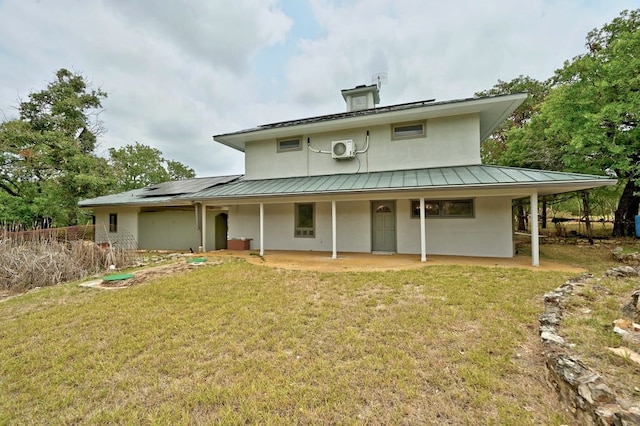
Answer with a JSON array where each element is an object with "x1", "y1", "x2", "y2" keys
[
  {"x1": 93, "y1": 206, "x2": 227, "y2": 251},
  {"x1": 244, "y1": 114, "x2": 481, "y2": 180},
  {"x1": 93, "y1": 207, "x2": 140, "y2": 248},
  {"x1": 227, "y1": 194, "x2": 514, "y2": 258}
]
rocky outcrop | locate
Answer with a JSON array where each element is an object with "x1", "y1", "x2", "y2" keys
[{"x1": 539, "y1": 272, "x2": 640, "y2": 425}]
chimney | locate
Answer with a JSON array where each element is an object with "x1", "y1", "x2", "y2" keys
[{"x1": 341, "y1": 84, "x2": 380, "y2": 112}]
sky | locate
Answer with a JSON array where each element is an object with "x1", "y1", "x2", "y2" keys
[{"x1": 0, "y1": 0, "x2": 638, "y2": 177}]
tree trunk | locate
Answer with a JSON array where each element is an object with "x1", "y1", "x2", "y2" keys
[
  {"x1": 581, "y1": 191, "x2": 594, "y2": 245},
  {"x1": 612, "y1": 179, "x2": 640, "y2": 237},
  {"x1": 541, "y1": 199, "x2": 547, "y2": 229},
  {"x1": 516, "y1": 203, "x2": 527, "y2": 231}
]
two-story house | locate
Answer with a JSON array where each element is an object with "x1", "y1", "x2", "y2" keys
[{"x1": 80, "y1": 84, "x2": 616, "y2": 265}]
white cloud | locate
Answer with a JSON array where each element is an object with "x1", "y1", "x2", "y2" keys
[{"x1": 0, "y1": 0, "x2": 638, "y2": 177}]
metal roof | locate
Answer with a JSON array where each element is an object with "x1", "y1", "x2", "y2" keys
[
  {"x1": 78, "y1": 175, "x2": 242, "y2": 207},
  {"x1": 142, "y1": 175, "x2": 240, "y2": 197},
  {"x1": 79, "y1": 167, "x2": 616, "y2": 208},
  {"x1": 189, "y1": 165, "x2": 616, "y2": 200}
]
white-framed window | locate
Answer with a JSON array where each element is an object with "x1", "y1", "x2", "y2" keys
[
  {"x1": 295, "y1": 203, "x2": 315, "y2": 237},
  {"x1": 392, "y1": 121, "x2": 426, "y2": 140},
  {"x1": 277, "y1": 137, "x2": 302, "y2": 152},
  {"x1": 411, "y1": 199, "x2": 474, "y2": 218},
  {"x1": 109, "y1": 213, "x2": 118, "y2": 232}
]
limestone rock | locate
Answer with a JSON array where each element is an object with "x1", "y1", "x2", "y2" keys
[
  {"x1": 621, "y1": 289, "x2": 640, "y2": 322},
  {"x1": 605, "y1": 266, "x2": 640, "y2": 278},
  {"x1": 541, "y1": 331, "x2": 565, "y2": 346}
]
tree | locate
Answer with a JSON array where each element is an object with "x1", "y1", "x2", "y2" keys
[
  {"x1": 492, "y1": 10, "x2": 640, "y2": 237},
  {"x1": 108, "y1": 142, "x2": 195, "y2": 191},
  {"x1": 476, "y1": 76, "x2": 551, "y2": 230},
  {"x1": 543, "y1": 9, "x2": 640, "y2": 236},
  {"x1": 0, "y1": 69, "x2": 112, "y2": 227},
  {"x1": 476, "y1": 76, "x2": 550, "y2": 164}
]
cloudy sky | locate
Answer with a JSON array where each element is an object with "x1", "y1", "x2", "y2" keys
[{"x1": 1, "y1": 0, "x2": 638, "y2": 177}]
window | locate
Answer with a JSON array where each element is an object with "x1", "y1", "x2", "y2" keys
[
  {"x1": 295, "y1": 203, "x2": 315, "y2": 237},
  {"x1": 392, "y1": 121, "x2": 426, "y2": 140},
  {"x1": 109, "y1": 213, "x2": 118, "y2": 232},
  {"x1": 277, "y1": 137, "x2": 302, "y2": 152},
  {"x1": 411, "y1": 199, "x2": 474, "y2": 218}
]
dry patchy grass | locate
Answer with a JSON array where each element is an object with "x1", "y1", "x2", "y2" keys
[
  {"x1": 561, "y1": 276, "x2": 640, "y2": 403},
  {"x1": 0, "y1": 260, "x2": 574, "y2": 425}
]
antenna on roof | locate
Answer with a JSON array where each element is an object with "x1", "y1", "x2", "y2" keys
[{"x1": 371, "y1": 72, "x2": 388, "y2": 90}]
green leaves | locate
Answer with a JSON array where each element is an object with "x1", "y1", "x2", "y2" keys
[
  {"x1": 0, "y1": 69, "x2": 196, "y2": 228},
  {"x1": 476, "y1": 75, "x2": 550, "y2": 164},
  {"x1": 108, "y1": 142, "x2": 195, "y2": 192},
  {"x1": 0, "y1": 69, "x2": 109, "y2": 227},
  {"x1": 489, "y1": 9, "x2": 640, "y2": 236}
]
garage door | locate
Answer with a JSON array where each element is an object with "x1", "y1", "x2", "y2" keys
[{"x1": 138, "y1": 210, "x2": 201, "y2": 251}]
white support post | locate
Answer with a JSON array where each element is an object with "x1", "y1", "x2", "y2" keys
[
  {"x1": 530, "y1": 192, "x2": 540, "y2": 267},
  {"x1": 201, "y1": 203, "x2": 207, "y2": 252},
  {"x1": 332, "y1": 200, "x2": 337, "y2": 259},
  {"x1": 420, "y1": 197, "x2": 426, "y2": 262},
  {"x1": 259, "y1": 203, "x2": 264, "y2": 257}
]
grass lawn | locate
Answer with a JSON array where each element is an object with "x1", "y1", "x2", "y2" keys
[{"x1": 0, "y1": 257, "x2": 577, "y2": 425}]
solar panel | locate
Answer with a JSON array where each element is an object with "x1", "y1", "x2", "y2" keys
[{"x1": 140, "y1": 175, "x2": 241, "y2": 198}]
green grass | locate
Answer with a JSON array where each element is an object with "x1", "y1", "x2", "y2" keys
[{"x1": 0, "y1": 260, "x2": 574, "y2": 425}]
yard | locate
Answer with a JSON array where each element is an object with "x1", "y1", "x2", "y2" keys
[{"x1": 0, "y1": 242, "x2": 637, "y2": 424}]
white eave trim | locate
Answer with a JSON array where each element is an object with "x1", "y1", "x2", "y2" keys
[{"x1": 214, "y1": 93, "x2": 528, "y2": 152}]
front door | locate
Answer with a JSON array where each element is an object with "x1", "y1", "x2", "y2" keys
[
  {"x1": 371, "y1": 201, "x2": 396, "y2": 252},
  {"x1": 214, "y1": 213, "x2": 228, "y2": 250}
]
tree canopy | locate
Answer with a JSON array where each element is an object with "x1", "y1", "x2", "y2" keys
[
  {"x1": 485, "y1": 9, "x2": 640, "y2": 236},
  {"x1": 108, "y1": 142, "x2": 195, "y2": 192},
  {"x1": 0, "y1": 69, "x2": 112, "y2": 227},
  {"x1": 476, "y1": 76, "x2": 550, "y2": 165},
  {"x1": 0, "y1": 69, "x2": 197, "y2": 229}
]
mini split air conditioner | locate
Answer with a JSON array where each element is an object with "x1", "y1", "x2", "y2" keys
[{"x1": 331, "y1": 140, "x2": 355, "y2": 159}]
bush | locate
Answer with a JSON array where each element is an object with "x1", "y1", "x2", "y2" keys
[{"x1": 0, "y1": 238, "x2": 138, "y2": 293}]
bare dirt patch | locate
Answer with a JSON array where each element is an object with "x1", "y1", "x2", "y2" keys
[
  {"x1": 213, "y1": 249, "x2": 585, "y2": 273},
  {"x1": 81, "y1": 258, "x2": 223, "y2": 289}
]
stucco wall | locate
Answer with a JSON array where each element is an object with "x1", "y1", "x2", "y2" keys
[
  {"x1": 228, "y1": 196, "x2": 514, "y2": 258},
  {"x1": 138, "y1": 210, "x2": 201, "y2": 251},
  {"x1": 244, "y1": 114, "x2": 481, "y2": 180},
  {"x1": 396, "y1": 196, "x2": 514, "y2": 257},
  {"x1": 93, "y1": 207, "x2": 140, "y2": 247}
]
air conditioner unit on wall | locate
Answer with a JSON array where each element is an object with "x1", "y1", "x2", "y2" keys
[{"x1": 331, "y1": 140, "x2": 355, "y2": 159}]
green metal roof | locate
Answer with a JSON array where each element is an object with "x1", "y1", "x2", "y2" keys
[
  {"x1": 78, "y1": 166, "x2": 616, "y2": 208},
  {"x1": 189, "y1": 165, "x2": 616, "y2": 200}
]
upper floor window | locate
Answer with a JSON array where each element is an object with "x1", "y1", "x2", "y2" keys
[
  {"x1": 411, "y1": 199, "x2": 474, "y2": 218},
  {"x1": 109, "y1": 213, "x2": 118, "y2": 232},
  {"x1": 277, "y1": 137, "x2": 302, "y2": 152},
  {"x1": 295, "y1": 203, "x2": 315, "y2": 237},
  {"x1": 392, "y1": 121, "x2": 426, "y2": 140}
]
